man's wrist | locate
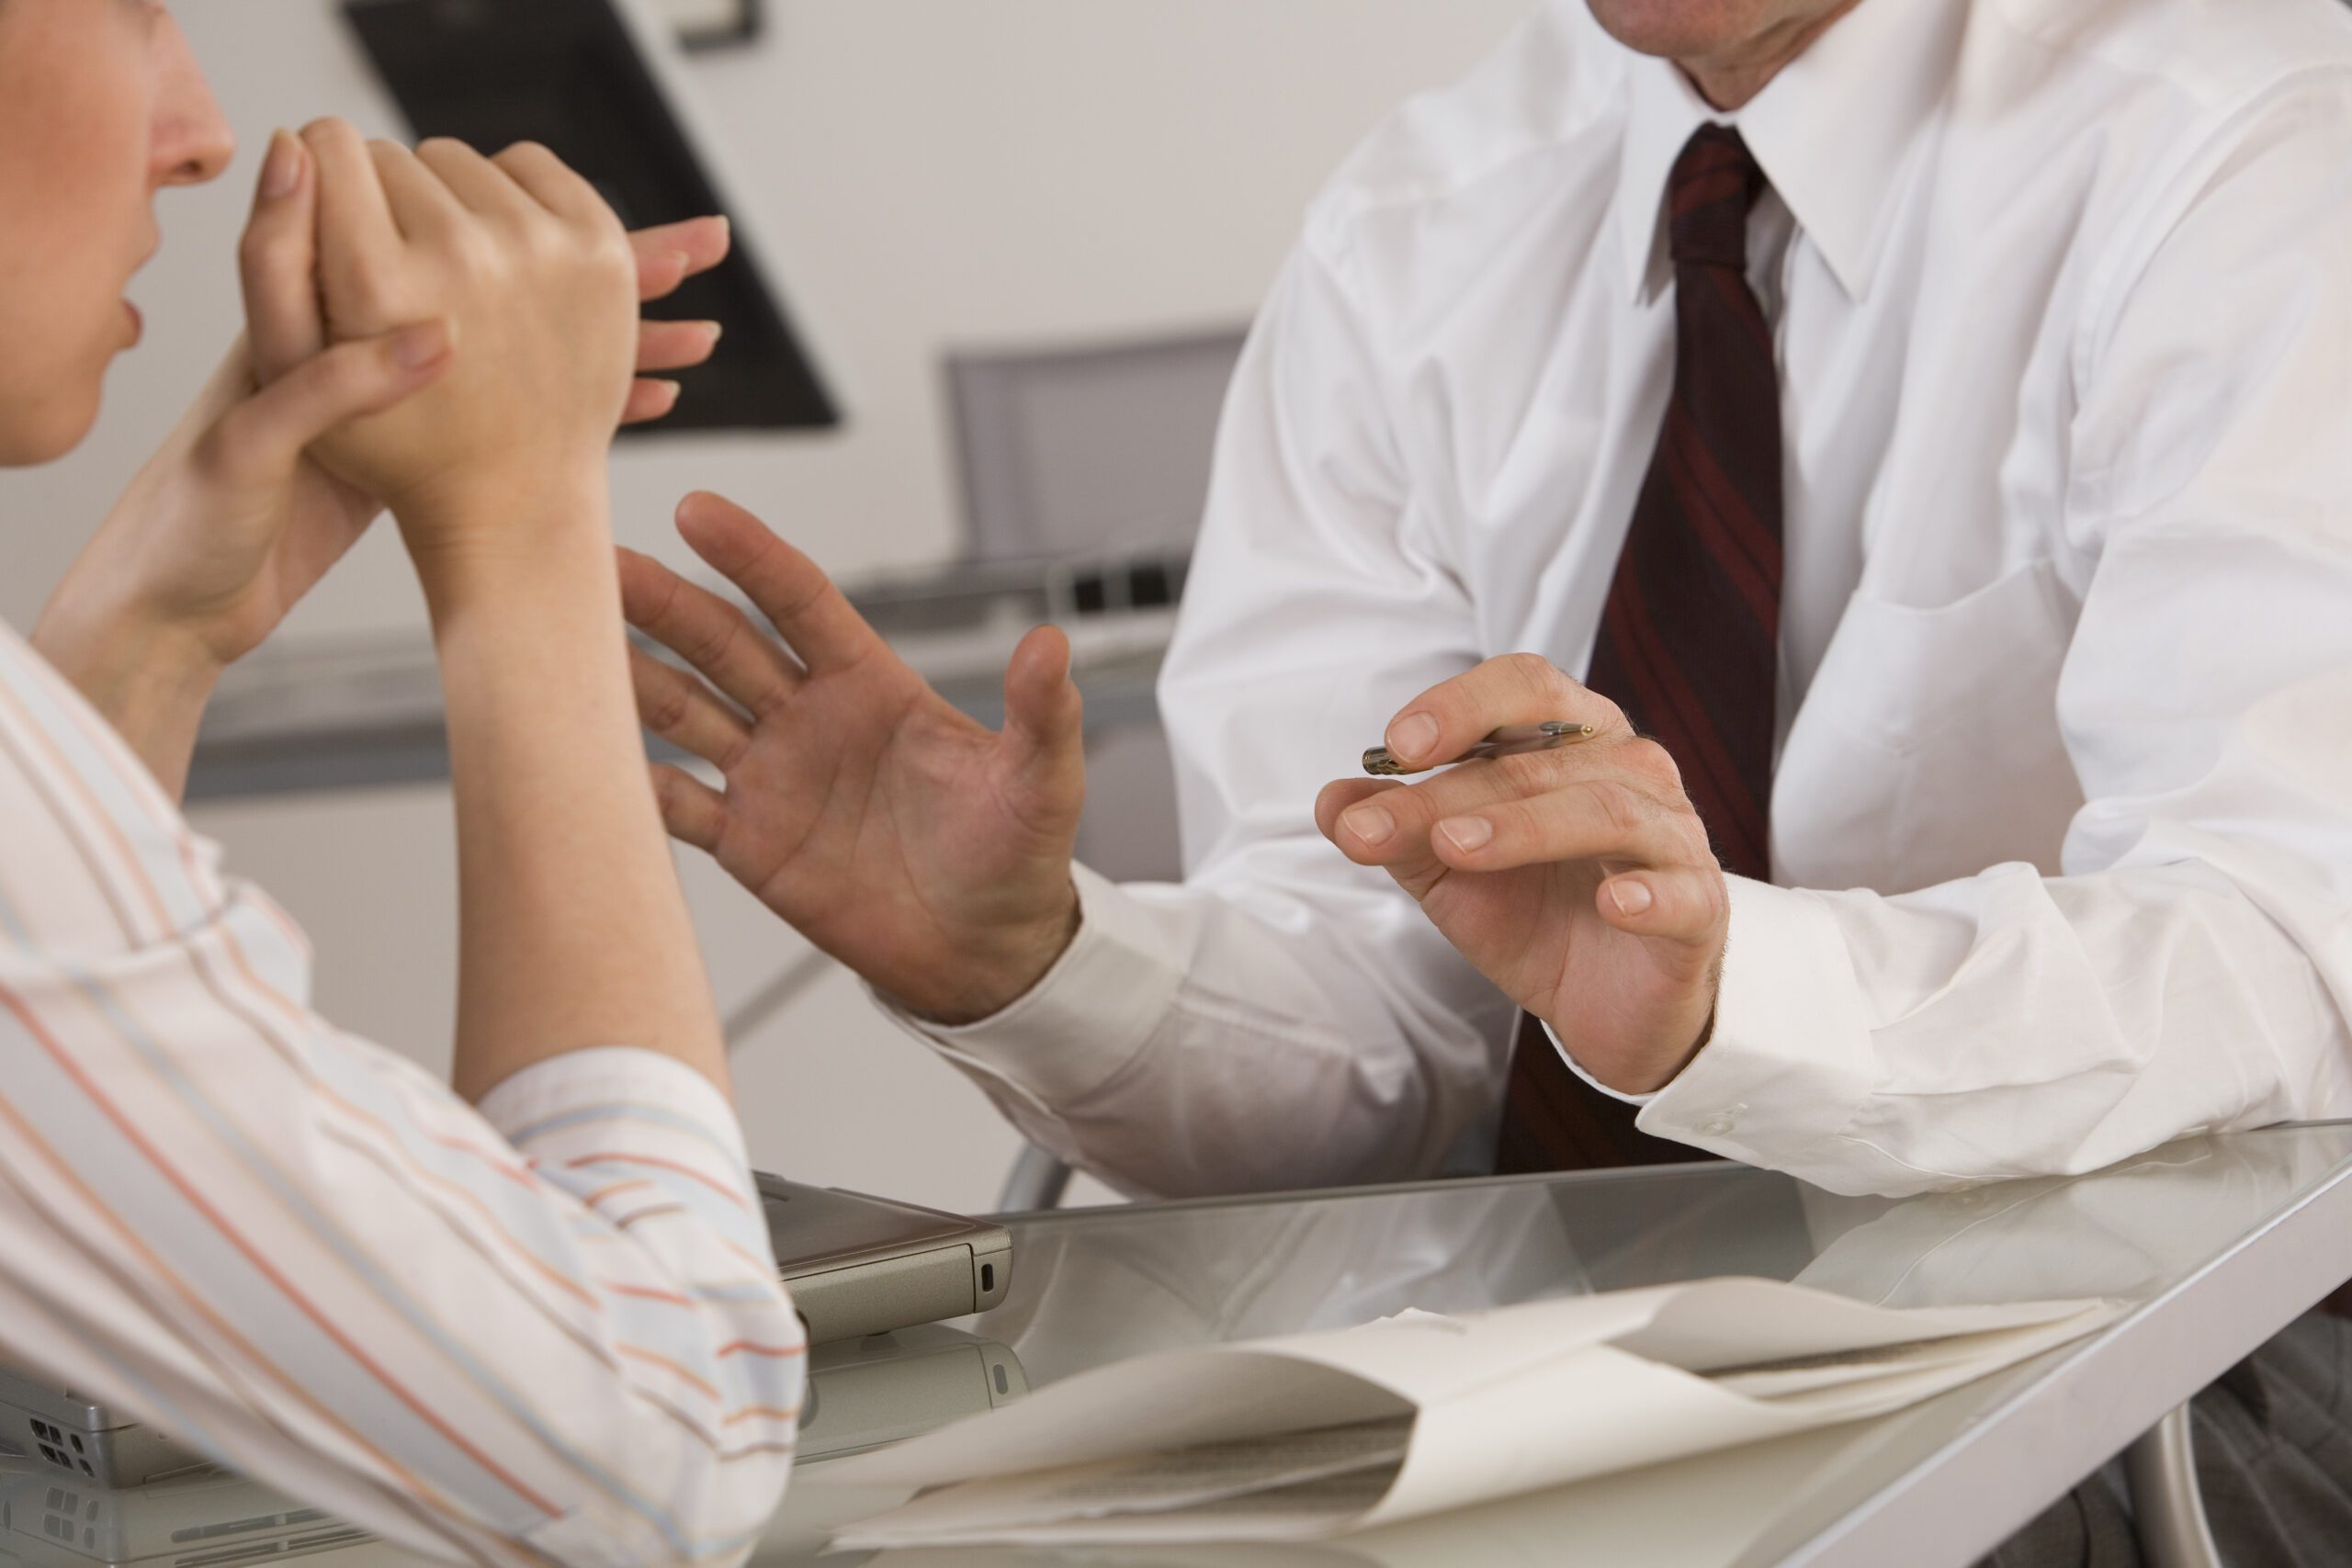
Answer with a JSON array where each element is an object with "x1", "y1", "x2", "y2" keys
[
  {"x1": 1553, "y1": 952, "x2": 1725, "y2": 1098},
  {"x1": 896, "y1": 885, "x2": 1083, "y2": 1027},
  {"x1": 1575, "y1": 1036, "x2": 1706, "y2": 1098},
  {"x1": 1634, "y1": 1010, "x2": 1714, "y2": 1094}
]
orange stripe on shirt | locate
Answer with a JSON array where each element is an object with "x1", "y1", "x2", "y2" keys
[
  {"x1": 0, "y1": 707, "x2": 143, "y2": 947},
  {"x1": 0, "y1": 1071, "x2": 474, "y2": 1535},
  {"x1": 563, "y1": 1153, "x2": 753, "y2": 1210},
  {"x1": 617, "y1": 1345, "x2": 719, "y2": 1403},
  {"x1": 0, "y1": 680, "x2": 174, "y2": 940},
  {"x1": 716, "y1": 1340, "x2": 808, "y2": 1360},
  {"x1": 0, "y1": 981, "x2": 561, "y2": 1517}
]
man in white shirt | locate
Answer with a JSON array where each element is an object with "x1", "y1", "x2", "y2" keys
[
  {"x1": 624, "y1": 0, "x2": 2352, "y2": 1203},
  {"x1": 626, "y1": 0, "x2": 2352, "y2": 1550}
]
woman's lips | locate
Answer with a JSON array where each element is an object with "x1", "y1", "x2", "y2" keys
[{"x1": 123, "y1": 299, "x2": 144, "y2": 346}]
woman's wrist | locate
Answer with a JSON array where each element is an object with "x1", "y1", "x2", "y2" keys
[
  {"x1": 401, "y1": 469, "x2": 617, "y2": 623},
  {"x1": 30, "y1": 592, "x2": 225, "y2": 796}
]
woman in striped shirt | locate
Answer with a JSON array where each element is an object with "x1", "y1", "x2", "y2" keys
[{"x1": 1, "y1": 3, "x2": 803, "y2": 1562}]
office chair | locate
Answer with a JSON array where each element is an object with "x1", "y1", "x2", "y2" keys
[{"x1": 947, "y1": 326, "x2": 1247, "y2": 567}]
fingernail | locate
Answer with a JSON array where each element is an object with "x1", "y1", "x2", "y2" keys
[
  {"x1": 1387, "y1": 713, "x2": 1441, "y2": 763},
  {"x1": 700, "y1": 320, "x2": 725, "y2": 344},
  {"x1": 392, "y1": 320, "x2": 452, "y2": 371},
  {"x1": 261, "y1": 130, "x2": 303, "y2": 199},
  {"x1": 1611, "y1": 880, "x2": 1655, "y2": 916},
  {"x1": 1438, "y1": 816, "x2": 1494, "y2": 854},
  {"x1": 652, "y1": 378, "x2": 684, "y2": 410},
  {"x1": 1343, "y1": 805, "x2": 1396, "y2": 847}
]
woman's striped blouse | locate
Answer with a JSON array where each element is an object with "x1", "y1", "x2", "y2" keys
[{"x1": 0, "y1": 623, "x2": 803, "y2": 1565}]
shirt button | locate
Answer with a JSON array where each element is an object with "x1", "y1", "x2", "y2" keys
[{"x1": 1696, "y1": 1104, "x2": 1747, "y2": 1137}]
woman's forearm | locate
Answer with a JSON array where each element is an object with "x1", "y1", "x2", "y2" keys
[
  {"x1": 30, "y1": 597, "x2": 221, "y2": 799},
  {"x1": 416, "y1": 479, "x2": 728, "y2": 1103}
]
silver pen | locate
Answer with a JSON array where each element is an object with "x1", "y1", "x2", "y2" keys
[{"x1": 1363, "y1": 720, "x2": 1598, "y2": 777}]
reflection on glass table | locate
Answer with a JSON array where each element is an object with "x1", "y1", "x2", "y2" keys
[
  {"x1": 799, "y1": 1327, "x2": 1031, "y2": 1465},
  {"x1": 762, "y1": 1123, "x2": 2352, "y2": 1568},
  {"x1": 0, "y1": 1325, "x2": 1035, "y2": 1568},
  {"x1": 0, "y1": 1463, "x2": 370, "y2": 1568},
  {"x1": 18, "y1": 1128, "x2": 2347, "y2": 1568}
]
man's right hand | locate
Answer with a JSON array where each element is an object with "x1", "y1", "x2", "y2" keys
[{"x1": 619, "y1": 492, "x2": 1089, "y2": 1024}]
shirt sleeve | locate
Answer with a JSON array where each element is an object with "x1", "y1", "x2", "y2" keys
[
  {"x1": 0, "y1": 626, "x2": 803, "y2": 1567},
  {"x1": 1543, "y1": 1020, "x2": 1656, "y2": 1109},
  {"x1": 876, "y1": 234, "x2": 1520, "y2": 1200},
  {"x1": 1635, "y1": 76, "x2": 2352, "y2": 1195}
]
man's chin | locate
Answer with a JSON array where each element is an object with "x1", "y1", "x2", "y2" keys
[{"x1": 1584, "y1": 0, "x2": 1790, "y2": 61}]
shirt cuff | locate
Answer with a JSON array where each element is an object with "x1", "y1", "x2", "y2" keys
[
  {"x1": 1637, "y1": 877, "x2": 1876, "y2": 1175},
  {"x1": 870, "y1": 862, "x2": 1185, "y2": 1111},
  {"x1": 476, "y1": 1045, "x2": 752, "y2": 1175},
  {"x1": 1541, "y1": 1020, "x2": 1657, "y2": 1107}
]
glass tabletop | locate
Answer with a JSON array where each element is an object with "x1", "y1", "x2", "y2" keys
[
  {"x1": 15, "y1": 1126, "x2": 2346, "y2": 1567},
  {"x1": 758, "y1": 1122, "x2": 2352, "y2": 1567}
]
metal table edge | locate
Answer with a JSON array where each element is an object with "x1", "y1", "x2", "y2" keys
[{"x1": 1766, "y1": 1134, "x2": 2352, "y2": 1568}]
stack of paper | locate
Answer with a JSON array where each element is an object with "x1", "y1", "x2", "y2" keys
[{"x1": 823, "y1": 1278, "x2": 2117, "y2": 1550}]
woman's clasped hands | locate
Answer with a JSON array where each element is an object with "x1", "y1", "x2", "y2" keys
[
  {"x1": 294, "y1": 121, "x2": 642, "y2": 552},
  {"x1": 36, "y1": 119, "x2": 724, "y2": 789}
]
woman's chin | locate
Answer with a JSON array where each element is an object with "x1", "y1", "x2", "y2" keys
[{"x1": 0, "y1": 378, "x2": 107, "y2": 468}]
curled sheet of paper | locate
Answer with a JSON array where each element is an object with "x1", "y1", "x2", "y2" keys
[
  {"x1": 860, "y1": 1418, "x2": 1414, "y2": 1543},
  {"x1": 825, "y1": 1278, "x2": 2120, "y2": 1550}
]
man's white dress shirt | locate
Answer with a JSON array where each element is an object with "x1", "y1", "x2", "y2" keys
[
  {"x1": 893, "y1": 0, "x2": 2352, "y2": 1200},
  {"x1": 0, "y1": 622, "x2": 803, "y2": 1565}
]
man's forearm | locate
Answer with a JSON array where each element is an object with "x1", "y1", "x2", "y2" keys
[
  {"x1": 416, "y1": 483, "x2": 729, "y2": 1103},
  {"x1": 30, "y1": 602, "x2": 222, "y2": 800}
]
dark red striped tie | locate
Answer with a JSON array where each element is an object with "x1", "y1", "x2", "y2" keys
[{"x1": 1495, "y1": 125, "x2": 1781, "y2": 1176}]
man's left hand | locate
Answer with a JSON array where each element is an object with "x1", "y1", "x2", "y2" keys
[{"x1": 1316, "y1": 653, "x2": 1732, "y2": 1096}]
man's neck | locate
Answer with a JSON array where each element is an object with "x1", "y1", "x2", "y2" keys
[{"x1": 1679, "y1": 0, "x2": 1865, "y2": 109}]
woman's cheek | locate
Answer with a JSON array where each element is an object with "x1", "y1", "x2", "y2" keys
[{"x1": 0, "y1": 3, "x2": 164, "y2": 464}]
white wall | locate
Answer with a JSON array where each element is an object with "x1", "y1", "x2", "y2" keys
[{"x1": 0, "y1": 0, "x2": 1534, "y2": 1213}]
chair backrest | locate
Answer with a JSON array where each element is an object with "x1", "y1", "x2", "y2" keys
[{"x1": 946, "y1": 327, "x2": 1249, "y2": 564}]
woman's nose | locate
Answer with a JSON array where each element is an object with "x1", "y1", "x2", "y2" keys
[{"x1": 153, "y1": 12, "x2": 236, "y2": 189}]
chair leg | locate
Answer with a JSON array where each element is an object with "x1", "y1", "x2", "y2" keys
[
  {"x1": 2124, "y1": 1404, "x2": 2223, "y2": 1568},
  {"x1": 998, "y1": 1143, "x2": 1072, "y2": 1213}
]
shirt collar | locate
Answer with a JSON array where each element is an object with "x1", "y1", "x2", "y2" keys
[{"x1": 1614, "y1": 0, "x2": 1968, "y2": 304}]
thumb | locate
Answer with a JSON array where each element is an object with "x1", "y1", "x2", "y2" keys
[
  {"x1": 205, "y1": 321, "x2": 452, "y2": 484},
  {"x1": 999, "y1": 624, "x2": 1085, "y2": 782}
]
